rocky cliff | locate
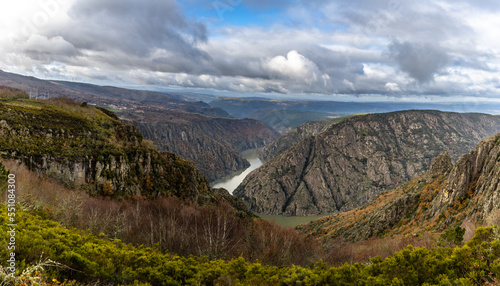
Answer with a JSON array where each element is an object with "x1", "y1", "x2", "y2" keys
[
  {"x1": 0, "y1": 70, "x2": 280, "y2": 183},
  {"x1": 0, "y1": 95, "x2": 213, "y2": 200},
  {"x1": 235, "y1": 110, "x2": 500, "y2": 216},
  {"x1": 259, "y1": 115, "x2": 356, "y2": 162},
  {"x1": 299, "y1": 132, "x2": 500, "y2": 243},
  {"x1": 125, "y1": 110, "x2": 279, "y2": 182}
]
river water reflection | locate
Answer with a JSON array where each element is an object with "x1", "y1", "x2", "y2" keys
[
  {"x1": 211, "y1": 148, "x2": 331, "y2": 227},
  {"x1": 211, "y1": 148, "x2": 262, "y2": 194}
]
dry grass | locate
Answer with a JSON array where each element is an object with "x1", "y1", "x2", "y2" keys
[
  {"x1": 1, "y1": 160, "x2": 322, "y2": 266},
  {"x1": 325, "y1": 233, "x2": 438, "y2": 266}
]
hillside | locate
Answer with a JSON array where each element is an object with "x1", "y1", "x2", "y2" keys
[
  {"x1": 0, "y1": 90, "x2": 212, "y2": 200},
  {"x1": 0, "y1": 70, "x2": 279, "y2": 182},
  {"x1": 299, "y1": 131, "x2": 500, "y2": 246},
  {"x1": 259, "y1": 114, "x2": 358, "y2": 162},
  {"x1": 235, "y1": 110, "x2": 500, "y2": 216},
  {"x1": 124, "y1": 109, "x2": 279, "y2": 181},
  {"x1": 4, "y1": 204, "x2": 500, "y2": 285}
]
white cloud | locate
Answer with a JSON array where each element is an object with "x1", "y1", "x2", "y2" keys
[
  {"x1": 264, "y1": 51, "x2": 320, "y2": 82},
  {"x1": 385, "y1": 82, "x2": 400, "y2": 92},
  {"x1": 0, "y1": 0, "x2": 499, "y2": 100}
]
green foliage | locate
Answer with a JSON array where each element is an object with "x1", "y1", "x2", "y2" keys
[
  {"x1": 0, "y1": 98, "x2": 210, "y2": 199},
  {"x1": 4, "y1": 204, "x2": 500, "y2": 285},
  {"x1": 439, "y1": 225, "x2": 466, "y2": 247},
  {"x1": 0, "y1": 161, "x2": 8, "y2": 196}
]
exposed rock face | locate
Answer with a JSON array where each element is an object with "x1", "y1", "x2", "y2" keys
[
  {"x1": 0, "y1": 98, "x2": 210, "y2": 199},
  {"x1": 300, "y1": 152, "x2": 453, "y2": 242},
  {"x1": 428, "y1": 134, "x2": 500, "y2": 222},
  {"x1": 299, "y1": 133, "x2": 500, "y2": 243},
  {"x1": 259, "y1": 116, "x2": 349, "y2": 162},
  {"x1": 128, "y1": 111, "x2": 279, "y2": 182},
  {"x1": 235, "y1": 110, "x2": 500, "y2": 216}
]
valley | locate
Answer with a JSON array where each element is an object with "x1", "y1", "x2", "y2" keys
[
  {"x1": 235, "y1": 110, "x2": 500, "y2": 216},
  {"x1": 211, "y1": 148, "x2": 263, "y2": 194},
  {"x1": 4, "y1": 83, "x2": 500, "y2": 285},
  {"x1": 5, "y1": 1, "x2": 500, "y2": 284},
  {"x1": 0, "y1": 70, "x2": 279, "y2": 182}
]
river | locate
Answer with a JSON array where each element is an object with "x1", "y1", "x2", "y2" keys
[
  {"x1": 211, "y1": 149, "x2": 331, "y2": 227},
  {"x1": 210, "y1": 148, "x2": 263, "y2": 194}
]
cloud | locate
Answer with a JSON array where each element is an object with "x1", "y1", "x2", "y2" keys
[
  {"x1": 66, "y1": 0, "x2": 208, "y2": 57},
  {"x1": 2, "y1": 0, "x2": 211, "y2": 75},
  {"x1": 389, "y1": 40, "x2": 450, "y2": 82},
  {"x1": 265, "y1": 51, "x2": 321, "y2": 82},
  {"x1": 1, "y1": 0, "x2": 500, "y2": 100},
  {"x1": 24, "y1": 35, "x2": 77, "y2": 56}
]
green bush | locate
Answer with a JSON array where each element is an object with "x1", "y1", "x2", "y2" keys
[
  {"x1": 439, "y1": 225, "x2": 465, "y2": 247},
  {"x1": 3, "y1": 204, "x2": 500, "y2": 285}
]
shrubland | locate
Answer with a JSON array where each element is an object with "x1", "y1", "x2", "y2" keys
[
  {"x1": 2, "y1": 201, "x2": 500, "y2": 285},
  {"x1": 2, "y1": 160, "x2": 322, "y2": 267}
]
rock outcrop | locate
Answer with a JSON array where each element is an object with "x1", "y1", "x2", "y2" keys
[
  {"x1": 428, "y1": 134, "x2": 500, "y2": 222},
  {"x1": 298, "y1": 133, "x2": 500, "y2": 243},
  {"x1": 235, "y1": 110, "x2": 500, "y2": 216},
  {"x1": 259, "y1": 115, "x2": 354, "y2": 162},
  {"x1": 0, "y1": 97, "x2": 211, "y2": 200},
  {"x1": 127, "y1": 111, "x2": 279, "y2": 182}
]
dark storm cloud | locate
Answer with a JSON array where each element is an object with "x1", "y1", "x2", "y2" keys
[
  {"x1": 35, "y1": 0, "x2": 211, "y2": 73},
  {"x1": 389, "y1": 40, "x2": 450, "y2": 82}
]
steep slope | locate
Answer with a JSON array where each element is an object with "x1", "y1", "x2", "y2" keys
[
  {"x1": 259, "y1": 114, "x2": 358, "y2": 162},
  {"x1": 299, "y1": 132, "x2": 500, "y2": 244},
  {"x1": 123, "y1": 109, "x2": 279, "y2": 182},
  {"x1": 0, "y1": 71, "x2": 281, "y2": 182},
  {"x1": 235, "y1": 110, "x2": 500, "y2": 215},
  {"x1": 298, "y1": 152, "x2": 453, "y2": 242},
  {"x1": 0, "y1": 93, "x2": 213, "y2": 200}
]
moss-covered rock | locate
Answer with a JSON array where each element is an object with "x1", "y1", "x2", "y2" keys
[{"x1": 0, "y1": 96, "x2": 210, "y2": 200}]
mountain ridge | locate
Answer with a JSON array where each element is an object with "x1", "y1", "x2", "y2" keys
[
  {"x1": 299, "y1": 132, "x2": 500, "y2": 244},
  {"x1": 259, "y1": 114, "x2": 359, "y2": 162},
  {"x1": 0, "y1": 90, "x2": 224, "y2": 204},
  {"x1": 235, "y1": 110, "x2": 500, "y2": 216},
  {"x1": 0, "y1": 70, "x2": 279, "y2": 182}
]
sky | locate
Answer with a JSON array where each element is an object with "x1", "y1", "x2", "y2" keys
[{"x1": 1, "y1": 0, "x2": 500, "y2": 102}]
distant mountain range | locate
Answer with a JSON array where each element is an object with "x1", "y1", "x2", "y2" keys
[
  {"x1": 246, "y1": 109, "x2": 333, "y2": 134},
  {"x1": 210, "y1": 97, "x2": 500, "y2": 118}
]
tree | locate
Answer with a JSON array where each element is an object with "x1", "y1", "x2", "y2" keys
[{"x1": 439, "y1": 225, "x2": 465, "y2": 247}]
